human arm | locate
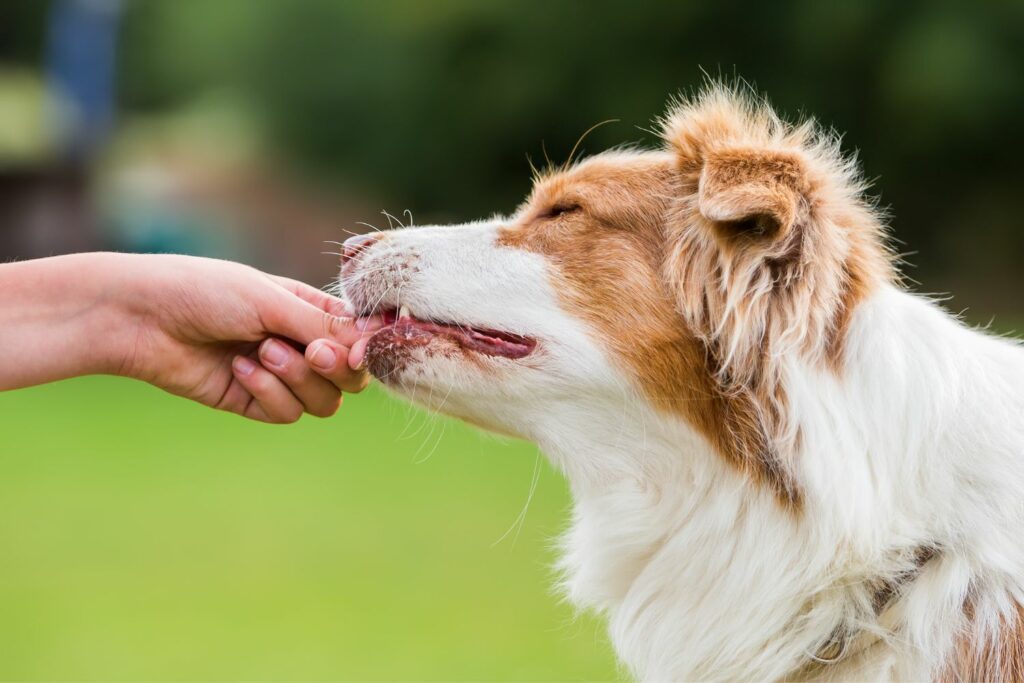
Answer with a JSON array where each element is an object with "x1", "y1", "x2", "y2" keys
[{"x1": 0, "y1": 252, "x2": 379, "y2": 422}]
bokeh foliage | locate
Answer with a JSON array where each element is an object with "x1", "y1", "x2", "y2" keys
[
  {"x1": 3, "y1": 0, "x2": 1021, "y2": 306},
  {"x1": 110, "y1": 0, "x2": 1024, "y2": 311}
]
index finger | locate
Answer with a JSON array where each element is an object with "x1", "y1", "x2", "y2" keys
[{"x1": 271, "y1": 276, "x2": 352, "y2": 317}]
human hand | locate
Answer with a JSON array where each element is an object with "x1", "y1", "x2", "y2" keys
[
  {"x1": 109, "y1": 254, "x2": 382, "y2": 422},
  {"x1": 0, "y1": 252, "x2": 382, "y2": 421}
]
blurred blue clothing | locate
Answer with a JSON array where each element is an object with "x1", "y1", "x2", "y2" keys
[{"x1": 46, "y1": 0, "x2": 122, "y2": 160}]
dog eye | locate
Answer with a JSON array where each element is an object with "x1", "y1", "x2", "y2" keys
[{"x1": 541, "y1": 203, "x2": 581, "y2": 220}]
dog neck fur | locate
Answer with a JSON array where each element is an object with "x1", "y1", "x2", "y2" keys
[{"x1": 537, "y1": 285, "x2": 1024, "y2": 681}]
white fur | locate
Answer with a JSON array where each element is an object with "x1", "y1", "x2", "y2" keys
[{"x1": 342, "y1": 217, "x2": 1024, "y2": 681}]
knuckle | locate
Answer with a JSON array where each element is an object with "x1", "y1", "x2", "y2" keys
[
  {"x1": 258, "y1": 301, "x2": 283, "y2": 332},
  {"x1": 323, "y1": 313, "x2": 339, "y2": 337},
  {"x1": 275, "y1": 407, "x2": 302, "y2": 424},
  {"x1": 310, "y1": 396, "x2": 342, "y2": 418},
  {"x1": 282, "y1": 401, "x2": 304, "y2": 423},
  {"x1": 323, "y1": 313, "x2": 353, "y2": 340},
  {"x1": 248, "y1": 372, "x2": 274, "y2": 395}
]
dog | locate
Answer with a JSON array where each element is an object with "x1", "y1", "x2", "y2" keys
[{"x1": 339, "y1": 84, "x2": 1024, "y2": 681}]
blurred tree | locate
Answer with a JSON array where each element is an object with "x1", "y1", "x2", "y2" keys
[
  {"x1": 0, "y1": 1, "x2": 49, "y2": 65},
  {"x1": 9, "y1": 0, "x2": 1024, "y2": 311}
]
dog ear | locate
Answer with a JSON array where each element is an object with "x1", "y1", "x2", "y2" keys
[{"x1": 697, "y1": 147, "x2": 809, "y2": 247}]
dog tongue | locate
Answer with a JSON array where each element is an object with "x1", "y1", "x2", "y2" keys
[{"x1": 370, "y1": 308, "x2": 535, "y2": 359}]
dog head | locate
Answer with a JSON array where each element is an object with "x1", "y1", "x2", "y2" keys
[{"x1": 341, "y1": 85, "x2": 891, "y2": 503}]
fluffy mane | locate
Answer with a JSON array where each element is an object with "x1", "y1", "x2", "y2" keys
[{"x1": 659, "y1": 84, "x2": 895, "y2": 505}]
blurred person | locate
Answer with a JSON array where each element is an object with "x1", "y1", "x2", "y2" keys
[
  {"x1": 47, "y1": 0, "x2": 121, "y2": 160},
  {"x1": 0, "y1": 252, "x2": 381, "y2": 423}
]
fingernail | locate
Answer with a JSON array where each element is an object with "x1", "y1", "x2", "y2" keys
[
  {"x1": 233, "y1": 356, "x2": 256, "y2": 376},
  {"x1": 309, "y1": 342, "x2": 337, "y2": 370},
  {"x1": 349, "y1": 344, "x2": 366, "y2": 371},
  {"x1": 260, "y1": 337, "x2": 288, "y2": 368},
  {"x1": 260, "y1": 340, "x2": 288, "y2": 368}
]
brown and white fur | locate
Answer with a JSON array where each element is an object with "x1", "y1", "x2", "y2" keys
[{"x1": 338, "y1": 84, "x2": 1024, "y2": 682}]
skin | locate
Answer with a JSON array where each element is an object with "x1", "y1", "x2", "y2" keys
[{"x1": 0, "y1": 252, "x2": 382, "y2": 423}]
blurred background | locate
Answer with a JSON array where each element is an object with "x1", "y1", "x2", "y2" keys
[{"x1": 0, "y1": 0, "x2": 1021, "y2": 680}]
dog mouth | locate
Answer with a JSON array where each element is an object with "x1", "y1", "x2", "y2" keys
[{"x1": 367, "y1": 306, "x2": 537, "y2": 360}]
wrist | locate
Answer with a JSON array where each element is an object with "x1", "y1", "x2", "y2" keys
[{"x1": 80, "y1": 252, "x2": 159, "y2": 379}]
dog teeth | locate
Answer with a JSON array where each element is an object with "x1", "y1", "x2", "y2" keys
[{"x1": 398, "y1": 305, "x2": 411, "y2": 320}]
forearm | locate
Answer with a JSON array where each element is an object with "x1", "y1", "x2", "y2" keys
[{"x1": 0, "y1": 253, "x2": 134, "y2": 390}]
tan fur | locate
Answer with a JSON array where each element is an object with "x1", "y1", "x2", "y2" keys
[
  {"x1": 938, "y1": 599, "x2": 1024, "y2": 682},
  {"x1": 499, "y1": 152, "x2": 801, "y2": 505},
  {"x1": 501, "y1": 86, "x2": 893, "y2": 508},
  {"x1": 662, "y1": 86, "x2": 895, "y2": 477}
]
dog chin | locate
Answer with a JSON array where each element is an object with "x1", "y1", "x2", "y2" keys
[
  {"x1": 363, "y1": 331, "x2": 528, "y2": 439},
  {"x1": 363, "y1": 326, "x2": 431, "y2": 385}
]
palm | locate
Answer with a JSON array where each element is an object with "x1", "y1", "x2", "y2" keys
[{"x1": 123, "y1": 264, "x2": 280, "y2": 408}]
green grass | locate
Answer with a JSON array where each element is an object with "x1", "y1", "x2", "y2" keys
[{"x1": 0, "y1": 377, "x2": 620, "y2": 681}]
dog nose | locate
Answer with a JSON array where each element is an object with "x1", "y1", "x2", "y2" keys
[{"x1": 341, "y1": 233, "x2": 380, "y2": 263}]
